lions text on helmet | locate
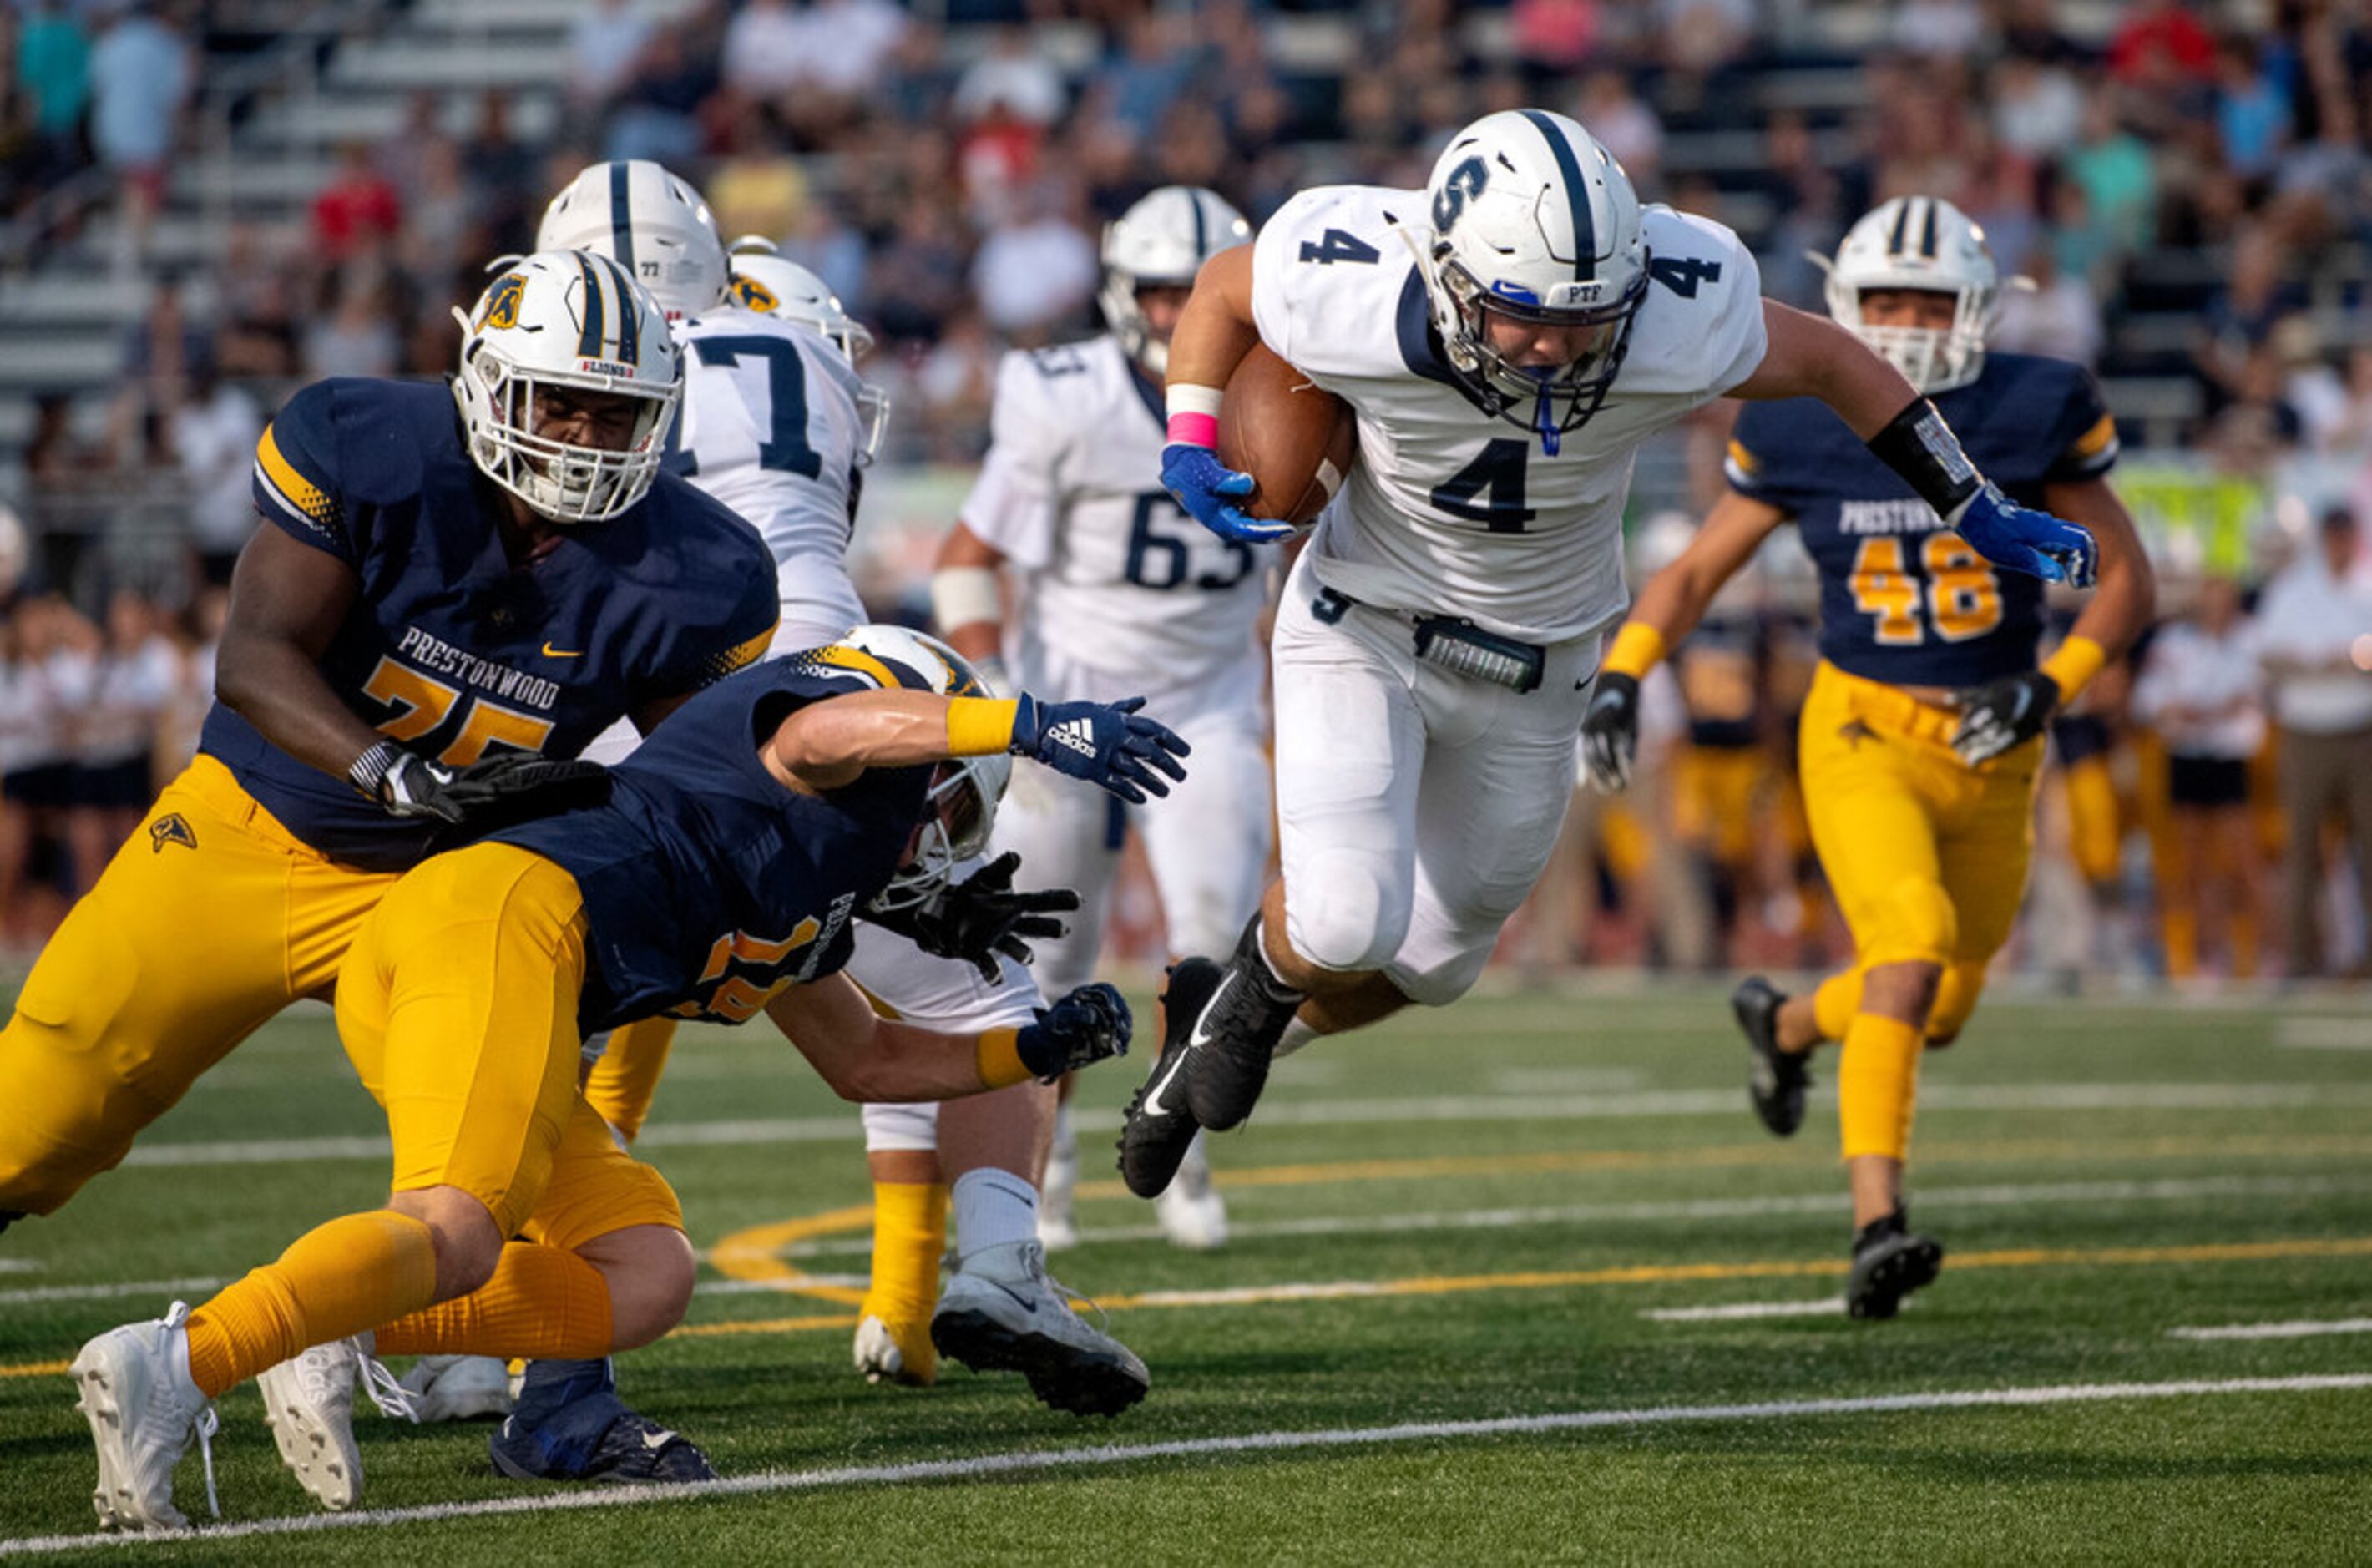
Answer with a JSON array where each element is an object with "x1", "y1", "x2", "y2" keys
[
  {"x1": 1419, "y1": 109, "x2": 1649, "y2": 455},
  {"x1": 1102, "y1": 186, "x2": 1252, "y2": 378},
  {"x1": 451, "y1": 250, "x2": 683, "y2": 524}
]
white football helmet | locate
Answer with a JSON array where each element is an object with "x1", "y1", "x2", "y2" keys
[
  {"x1": 536, "y1": 160, "x2": 730, "y2": 323},
  {"x1": 828, "y1": 624, "x2": 1014, "y2": 914},
  {"x1": 1817, "y1": 196, "x2": 1997, "y2": 395},
  {"x1": 727, "y1": 238, "x2": 892, "y2": 468},
  {"x1": 450, "y1": 250, "x2": 682, "y2": 524},
  {"x1": 1099, "y1": 185, "x2": 1250, "y2": 377},
  {"x1": 1421, "y1": 109, "x2": 1649, "y2": 454}
]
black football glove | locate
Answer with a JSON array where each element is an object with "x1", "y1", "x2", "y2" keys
[
  {"x1": 1950, "y1": 670, "x2": 2060, "y2": 766},
  {"x1": 374, "y1": 746, "x2": 610, "y2": 827},
  {"x1": 1014, "y1": 981, "x2": 1132, "y2": 1080},
  {"x1": 862, "y1": 852, "x2": 1081, "y2": 984},
  {"x1": 1579, "y1": 671, "x2": 1641, "y2": 793},
  {"x1": 1011, "y1": 693, "x2": 1191, "y2": 804}
]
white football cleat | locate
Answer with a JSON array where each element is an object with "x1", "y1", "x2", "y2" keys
[
  {"x1": 931, "y1": 1240, "x2": 1149, "y2": 1417},
  {"x1": 1155, "y1": 1131, "x2": 1229, "y2": 1251},
  {"x1": 1039, "y1": 1105, "x2": 1080, "y2": 1252},
  {"x1": 397, "y1": 1355, "x2": 515, "y2": 1423},
  {"x1": 256, "y1": 1335, "x2": 414, "y2": 1510},
  {"x1": 70, "y1": 1301, "x2": 219, "y2": 1532}
]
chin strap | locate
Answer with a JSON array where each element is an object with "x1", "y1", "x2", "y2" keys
[{"x1": 1534, "y1": 392, "x2": 1561, "y2": 457}]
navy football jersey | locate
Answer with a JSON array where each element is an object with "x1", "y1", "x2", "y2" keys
[
  {"x1": 206, "y1": 377, "x2": 778, "y2": 872},
  {"x1": 495, "y1": 650, "x2": 934, "y2": 1033},
  {"x1": 1673, "y1": 612, "x2": 1766, "y2": 750},
  {"x1": 1724, "y1": 352, "x2": 2117, "y2": 687}
]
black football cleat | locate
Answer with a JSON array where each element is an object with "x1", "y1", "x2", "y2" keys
[
  {"x1": 1846, "y1": 1210, "x2": 1944, "y2": 1321},
  {"x1": 1182, "y1": 917, "x2": 1306, "y2": 1132},
  {"x1": 489, "y1": 1359, "x2": 716, "y2": 1485},
  {"x1": 1118, "y1": 959, "x2": 1222, "y2": 1199},
  {"x1": 1732, "y1": 975, "x2": 1808, "y2": 1138}
]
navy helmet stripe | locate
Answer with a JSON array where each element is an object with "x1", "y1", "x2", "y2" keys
[
  {"x1": 574, "y1": 253, "x2": 604, "y2": 357},
  {"x1": 1517, "y1": 109, "x2": 1595, "y2": 281},
  {"x1": 1189, "y1": 190, "x2": 1206, "y2": 259},
  {"x1": 594, "y1": 252, "x2": 640, "y2": 365},
  {"x1": 1887, "y1": 199, "x2": 1912, "y2": 256},
  {"x1": 1919, "y1": 199, "x2": 1940, "y2": 259},
  {"x1": 609, "y1": 163, "x2": 638, "y2": 276}
]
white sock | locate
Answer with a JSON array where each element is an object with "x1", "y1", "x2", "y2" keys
[
  {"x1": 1276, "y1": 1018, "x2": 1320, "y2": 1058},
  {"x1": 950, "y1": 1167, "x2": 1038, "y2": 1260}
]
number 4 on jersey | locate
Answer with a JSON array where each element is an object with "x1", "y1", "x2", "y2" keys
[{"x1": 1298, "y1": 229, "x2": 1381, "y2": 266}]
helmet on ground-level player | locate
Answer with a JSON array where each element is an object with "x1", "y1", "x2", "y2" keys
[
  {"x1": 1815, "y1": 196, "x2": 1998, "y2": 395},
  {"x1": 727, "y1": 237, "x2": 893, "y2": 467},
  {"x1": 830, "y1": 625, "x2": 1014, "y2": 913},
  {"x1": 537, "y1": 160, "x2": 731, "y2": 323},
  {"x1": 1421, "y1": 109, "x2": 1650, "y2": 454},
  {"x1": 450, "y1": 250, "x2": 682, "y2": 524},
  {"x1": 1099, "y1": 185, "x2": 1251, "y2": 377}
]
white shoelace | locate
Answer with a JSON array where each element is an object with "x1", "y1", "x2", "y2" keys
[
  {"x1": 357, "y1": 1351, "x2": 420, "y2": 1424},
  {"x1": 192, "y1": 1405, "x2": 220, "y2": 1520}
]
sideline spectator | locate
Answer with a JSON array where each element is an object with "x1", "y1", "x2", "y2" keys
[
  {"x1": 168, "y1": 363, "x2": 262, "y2": 585},
  {"x1": 84, "y1": 1, "x2": 191, "y2": 267},
  {"x1": 2257, "y1": 508, "x2": 2372, "y2": 978}
]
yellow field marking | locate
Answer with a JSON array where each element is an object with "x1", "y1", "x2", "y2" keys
[
  {"x1": 0, "y1": 1359, "x2": 68, "y2": 1380},
  {"x1": 705, "y1": 1202, "x2": 873, "y2": 1306},
  {"x1": 661, "y1": 1234, "x2": 2372, "y2": 1343}
]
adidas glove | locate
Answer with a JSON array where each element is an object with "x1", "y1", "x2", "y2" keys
[
  {"x1": 357, "y1": 742, "x2": 609, "y2": 827},
  {"x1": 862, "y1": 852, "x2": 1080, "y2": 984},
  {"x1": 1950, "y1": 670, "x2": 2060, "y2": 766},
  {"x1": 1010, "y1": 694, "x2": 1191, "y2": 804},
  {"x1": 1949, "y1": 483, "x2": 2099, "y2": 589},
  {"x1": 1579, "y1": 672, "x2": 1641, "y2": 793},
  {"x1": 1161, "y1": 443, "x2": 1295, "y2": 544},
  {"x1": 1015, "y1": 982, "x2": 1133, "y2": 1080}
]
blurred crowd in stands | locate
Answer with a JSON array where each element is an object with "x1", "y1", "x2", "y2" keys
[{"x1": 0, "y1": 0, "x2": 2366, "y2": 979}]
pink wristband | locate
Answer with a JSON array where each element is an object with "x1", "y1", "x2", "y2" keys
[{"x1": 1166, "y1": 411, "x2": 1219, "y2": 448}]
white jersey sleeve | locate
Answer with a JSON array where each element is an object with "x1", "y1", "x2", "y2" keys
[
  {"x1": 1251, "y1": 190, "x2": 1766, "y2": 645},
  {"x1": 673, "y1": 310, "x2": 868, "y2": 645},
  {"x1": 959, "y1": 336, "x2": 1273, "y2": 706}
]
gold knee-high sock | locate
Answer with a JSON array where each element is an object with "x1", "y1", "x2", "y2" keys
[
  {"x1": 860, "y1": 1181, "x2": 947, "y2": 1375},
  {"x1": 184, "y1": 1210, "x2": 437, "y2": 1398},
  {"x1": 1837, "y1": 1013, "x2": 1924, "y2": 1162},
  {"x1": 372, "y1": 1242, "x2": 614, "y2": 1360}
]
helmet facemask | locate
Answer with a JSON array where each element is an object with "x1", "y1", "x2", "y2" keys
[
  {"x1": 1816, "y1": 196, "x2": 2000, "y2": 396},
  {"x1": 871, "y1": 753, "x2": 1011, "y2": 914},
  {"x1": 1828, "y1": 281, "x2": 1994, "y2": 396},
  {"x1": 457, "y1": 340, "x2": 678, "y2": 524},
  {"x1": 1429, "y1": 245, "x2": 1648, "y2": 455}
]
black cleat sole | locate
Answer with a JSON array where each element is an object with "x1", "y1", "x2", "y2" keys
[
  {"x1": 1118, "y1": 959, "x2": 1223, "y2": 1199},
  {"x1": 1847, "y1": 1233, "x2": 1944, "y2": 1320},
  {"x1": 930, "y1": 1309, "x2": 1150, "y2": 1417}
]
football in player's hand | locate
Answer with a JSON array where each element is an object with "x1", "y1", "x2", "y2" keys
[{"x1": 1217, "y1": 345, "x2": 1356, "y2": 529}]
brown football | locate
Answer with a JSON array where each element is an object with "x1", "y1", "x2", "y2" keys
[{"x1": 1216, "y1": 344, "x2": 1356, "y2": 528}]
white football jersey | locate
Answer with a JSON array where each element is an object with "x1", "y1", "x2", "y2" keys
[
  {"x1": 961, "y1": 335, "x2": 1274, "y2": 701},
  {"x1": 1252, "y1": 186, "x2": 1768, "y2": 644},
  {"x1": 671, "y1": 306, "x2": 870, "y2": 643}
]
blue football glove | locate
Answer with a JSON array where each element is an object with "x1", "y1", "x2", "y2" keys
[
  {"x1": 1015, "y1": 981, "x2": 1133, "y2": 1080},
  {"x1": 1161, "y1": 443, "x2": 1296, "y2": 544},
  {"x1": 1950, "y1": 483, "x2": 2099, "y2": 589},
  {"x1": 1011, "y1": 694, "x2": 1191, "y2": 804}
]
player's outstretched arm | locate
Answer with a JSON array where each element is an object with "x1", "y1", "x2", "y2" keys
[
  {"x1": 1160, "y1": 245, "x2": 1292, "y2": 544},
  {"x1": 1952, "y1": 477, "x2": 2156, "y2": 765},
  {"x1": 769, "y1": 690, "x2": 1190, "y2": 803},
  {"x1": 767, "y1": 973, "x2": 1130, "y2": 1101},
  {"x1": 1581, "y1": 491, "x2": 1789, "y2": 792},
  {"x1": 1732, "y1": 302, "x2": 2098, "y2": 589}
]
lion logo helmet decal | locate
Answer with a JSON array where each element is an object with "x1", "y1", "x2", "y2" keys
[{"x1": 478, "y1": 273, "x2": 528, "y2": 331}]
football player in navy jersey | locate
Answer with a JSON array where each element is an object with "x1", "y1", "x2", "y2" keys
[
  {"x1": 1581, "y1": 198, "x2": 2154, "y2": 1319},
  {"x1": 66, "y1": 626, "x2": 1181, "y2": 1531}
]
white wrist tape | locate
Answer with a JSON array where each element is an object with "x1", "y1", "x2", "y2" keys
[{"x1": 930, "y1": 564, "x2": 1004, "y2": 635}]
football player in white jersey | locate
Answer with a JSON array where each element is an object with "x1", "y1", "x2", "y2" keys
[
  {"x1": 1120, "y1": 108, "x2": 2103, "y2": 1194},
  {"x1": 931, "y1": 186, "x2": 1272, "y2": 1252}
]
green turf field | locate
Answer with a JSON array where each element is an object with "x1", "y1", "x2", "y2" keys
[{"x1": 3, "y1": 980, "x2": 2369, "y2": 1562}]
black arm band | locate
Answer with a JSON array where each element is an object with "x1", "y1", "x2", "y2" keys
[{"x1": 1866, "y1": 398, "x2": 1982, "y2": 519}]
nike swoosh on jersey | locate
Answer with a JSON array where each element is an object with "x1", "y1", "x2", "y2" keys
[{"x1": 542, "y1": 642, "x2": 585, "y2": 659}]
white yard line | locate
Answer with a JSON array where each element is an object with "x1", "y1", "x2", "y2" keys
[
  {"x1": 3, "y1": 1374, "x2": 2365, "y2": 1555},
  {"x1": 2167, "y1": 1318, "x2": 2372, "y2": 1341},
  {"x1": 780, "y1": 1175, "x2": 2369, "y2": 1260},
  {"x1": 2276, "y1": 1017, "x2": 2372, "y2": 1051},
  {"x1": 107, "y1": 1084, "x2": 2372, "y2": 1169},
  {"x1": 1641, "y1": 1299, "x2": 1851, "y2": 1322},
  {"x1": 0, "y1": 1277, "x2": 227, "y2": 1308}
]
